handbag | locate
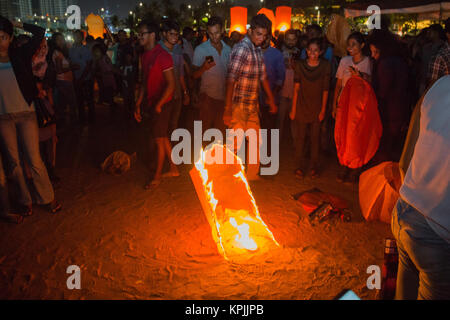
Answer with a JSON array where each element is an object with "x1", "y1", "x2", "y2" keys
[{"x1": 34, "y1": 97, "x2": 56, "y2": 128}]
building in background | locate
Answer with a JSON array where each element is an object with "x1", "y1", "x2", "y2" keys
[
  {"x1": 1, "y1": 0, "x2": 32, "y2": 19},
  {"x1": 37, "y1": 0, "x2": 71, "y2": 17}
]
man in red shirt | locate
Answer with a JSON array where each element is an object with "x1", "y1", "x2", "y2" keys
[{"x1": 135, "y1": 21, "x2": 179, "y2": 189}]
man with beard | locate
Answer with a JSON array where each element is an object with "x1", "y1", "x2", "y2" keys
[{"x1": 279, "y1": 29, "x2": 300, "y2": 142}]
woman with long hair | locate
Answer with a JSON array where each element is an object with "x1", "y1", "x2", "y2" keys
[
  {"x1": 333, "y1": 32, "x2": 373, "y2": 183},
  {"x1": 368, "y1": 29, "x2": 411, "y2": 163}
]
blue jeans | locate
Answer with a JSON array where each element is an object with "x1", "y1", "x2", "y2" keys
[
  {"x1": 0, "y1": 111, "x2": 54, "y2": 206},
  {"x1": 392, "y1": 198, "x2": 450, "y2": 300}
]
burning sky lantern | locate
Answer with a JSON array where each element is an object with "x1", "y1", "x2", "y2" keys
[
  {"x1": 257, "y1": 8, "x2": 275, "y2": 34},
  {"x1": 275, "y1": 6, "x2": 292, "y2": 32},
  {"x1": 190, "y1": 144, "x2": 279, "y2": 263},
  {"x1": 85, "y1": 13, "x2": 105, "y2": 39},
  {"x1": 229, "y1": 6, "x2": 247, "y2": 35}
]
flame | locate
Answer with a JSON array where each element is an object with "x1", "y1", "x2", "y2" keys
[
  {"x1": 230, "y1": 218, "x2": 257, "y2": 251},
  {"x1": 277, "y1": 23, "x2": 289, "y2": 32},
  {"x1": 192, "y1": 144, "x2": 278, "y2": 261}
]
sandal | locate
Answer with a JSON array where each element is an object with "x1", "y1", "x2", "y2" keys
[
  {"x1": 144, "y1": 179, "x2": 161, "y2": 190},
  {"x1": 44, "y1": 200, "x2": 62, "y2": 214},
  {"x1": 1, "y1": 213, "x2": 24, "y2": 224},
  {"x1": 18, "y1": 204, "x2": 33, "y2": 217},
  {"x1": 295, "y1": 169, "x2": 304, "y2": 179}
]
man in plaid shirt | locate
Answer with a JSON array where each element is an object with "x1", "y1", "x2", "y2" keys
[
  {"x1": 224, "y1": 14, "x2": 278, "y2": 180},
  {"x1": 427, "y1": 18, "x2": 450, "y2": 87}
]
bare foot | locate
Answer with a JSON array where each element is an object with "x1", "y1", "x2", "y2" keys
[
  {"x1": 144, "y1": 179, "x2": 161, "y2": 189},
  {"x1": 161, "y1": 170, "x2": 180, "y2": 178}
]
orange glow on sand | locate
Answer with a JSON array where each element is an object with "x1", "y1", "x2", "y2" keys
[{"x1": 190, "y1": 144, "x2": 279, "y2": 263}]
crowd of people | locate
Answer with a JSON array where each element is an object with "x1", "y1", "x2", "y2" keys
[{"x1": 0, "y1": 12, "x2": 449, "y2": 299}]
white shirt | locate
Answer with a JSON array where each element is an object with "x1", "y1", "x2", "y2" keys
[
  {"x1": 400, "y1": 75, "x2": 450, "y2": 243},
  {"x1": 336, "y1": 55, "x2": 372, "y2": 88},
  {"x1": 0, "y1": 62, "x2": 34, "y2": 115}
]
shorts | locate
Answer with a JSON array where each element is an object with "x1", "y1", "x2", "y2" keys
[{"x1": 151, "y1": 100, "x2": 174, "y2": 138}]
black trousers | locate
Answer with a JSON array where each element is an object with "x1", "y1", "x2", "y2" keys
[{"x1": 294, "y1": 120, "x2": 321, "y2": 170}]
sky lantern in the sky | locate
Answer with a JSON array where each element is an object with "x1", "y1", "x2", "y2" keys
[
  {"x1": 85, "y1": 13, "x2": 105, "y2": 39},
  {"x1": 275, "y1": 6, "x2": 292, "y2": 32},
  {"x1": 229, "y1": 6, "x2": 247, "y2": 35},
  {"x1": 257, "y1": 8, "x2": 275, "y2": 34}
]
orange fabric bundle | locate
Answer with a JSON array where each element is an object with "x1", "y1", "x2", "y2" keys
[
  {"x1": 359, "y1": 162, "x2": 401, "y2": 223},
  {"x1": 335, "y1": 76, "x2": 382, "y2": 169},
  {"x1": 295, "y1": 188, "x2": 348, "y2": 214}
]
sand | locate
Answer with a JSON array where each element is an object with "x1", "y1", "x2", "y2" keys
[{"x1": 0, "y1": 105, "x2": 392, "y2": 300}]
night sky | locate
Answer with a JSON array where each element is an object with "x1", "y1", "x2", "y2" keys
[{"x1": 77, "y1": 0, "x2": 258, "y2": 18}]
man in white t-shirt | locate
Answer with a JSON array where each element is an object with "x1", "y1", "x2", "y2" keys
[{"x1": 392, "y1": 75, "x2": 450, "y2": 300}]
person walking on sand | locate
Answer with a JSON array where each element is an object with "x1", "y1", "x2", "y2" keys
[
  {"x1": 0, "y1": 17, "x2": 61, "y2": 216},
  {"x1": 223, "y1": 14, "x2": 278, "y2": 181},
  {"x1": 192, "y1": 16, "x2": 231, "y2": 135},
  {"x1": 135, "y1": 21, "x2": 179, "y2": 189},
  {"x1": 290, "y1": 38, "x2": 330, "y2": 180}
]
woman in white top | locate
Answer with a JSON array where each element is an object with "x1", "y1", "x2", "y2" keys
[
  {"x1": 332, "y1": 32, "x2": 373, "y2": 183},
  {"x1": 332, "y1": 32, "x2": 372, "y2": 119}
]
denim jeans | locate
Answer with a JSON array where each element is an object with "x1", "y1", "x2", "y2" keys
[
  {"x1": 392, "y1": 198, "x2": 450, "y2": 300},
  {"x1": 0, "y1": 111, "x2": 54, "y2": 206},
  {"x1": 293, "y1": 120, "x2": 321, "y2": 171}
]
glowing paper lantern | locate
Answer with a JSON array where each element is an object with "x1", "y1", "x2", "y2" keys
[
  {"x1": 275, "y1": 6, "x2": 292, "y2": 32},
  {"x1": 229, "y1": 6, "x2": 247, "y2": 35},
  {"x1": 190, "y1": 144, "x2": 279, "y2": 263},
  {"x1": 257, "y1": 8, "x2": 275, "y2": 34},
  {"x1": 85, "y1": 13, "x2": 104, "y2": 39}
]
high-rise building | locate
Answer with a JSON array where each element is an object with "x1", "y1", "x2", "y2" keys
[
  {"x1": 38, "y1": 0, "x2": 71, "y2": 17},
  {"x1": 0, "y1": 0, "x2": 13, "y2": 18},
  {"x1": 1, "y1": 0, "x2": 33, "y2": 19},
  {"x1": 17, "y1": 0, "x2": 33, "y2": 18}
]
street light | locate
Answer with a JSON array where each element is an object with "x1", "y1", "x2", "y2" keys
[{"x1": 140, "y1": 2, "x2": 143, "y2": 6}]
